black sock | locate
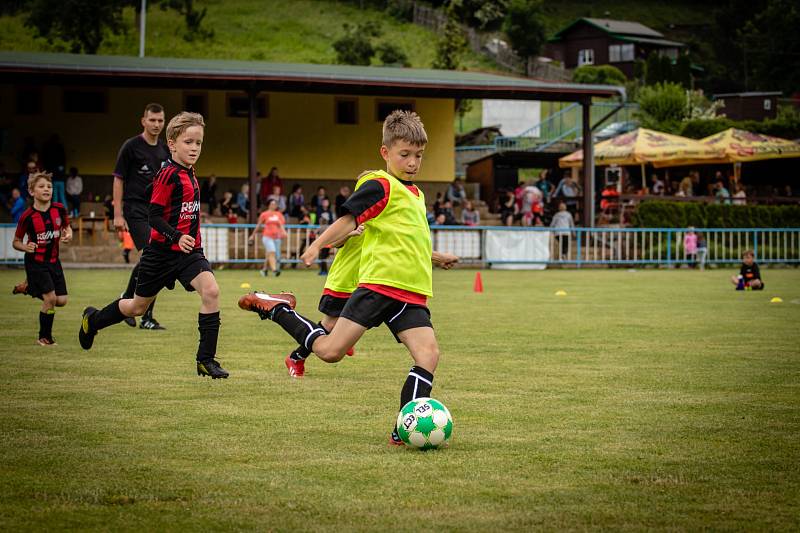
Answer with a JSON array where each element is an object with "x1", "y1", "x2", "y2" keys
[
  {"x1": 393, "y1": 366, "x2": 435, "y2": 437},
  {"x1": 271, "y1": 306, "x2": 327, "y2": 351},
  {"x1": 289, "y1": 322, "x2": 327, "y2": 361},
  {"x1": 91, "y1": 299, "x2": 126, "y2": 331},
  {"x1": 122, "y1": 263, "x2": 139, "y2": 299},
  {"x1": 196, "y1": 311, "x2": 220, "y2": 362},
  {"x1": 142, "y1": 299, "x2": 156, "y2": 322},
  {"x1": 39, "y1": 310, "x2": 55, "y2": 339}
]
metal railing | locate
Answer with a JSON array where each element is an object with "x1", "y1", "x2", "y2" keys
[{"x1": 3, "y1": 224, "x2": 798, "y2": 267}]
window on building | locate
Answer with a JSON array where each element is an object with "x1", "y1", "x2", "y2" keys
[
  {"x1": 226, "y1": 93, "x2": 269, "y2": 118},
  {"x1": 662, "y1": 48, "x2": 678, "y2": 60},
  {"x1": 609, "y1": 44, "x2": 635, "y2": 62},
  {"x1": 63, "y1": 89, "x2": 107, "y2": 113},
  {"x1": 183, "y1": 92, "x2": 208, "y2": 118},
  {"x1": 764, "y1": 99, "x2": 772, "y2": 111},
  {"x1": 577, "y1": 48, "x2": 594, "y2": 66},
  {"x1": 15, "y1": 87, "x2": 42, "y2": 115},
  {"x1": 335, "y1": 98, "x2": 358, "y2": 125},
  {"x1": 376, "y1": 100, "x2": 415, "y2": 122}
]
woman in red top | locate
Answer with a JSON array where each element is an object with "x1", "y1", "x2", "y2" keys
[{"x1": 250, "y1": 198, "x2": 286, "y2": 276}]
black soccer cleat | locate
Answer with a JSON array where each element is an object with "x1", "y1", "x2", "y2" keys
[
  {"x1": 123, "y1": 316, "x2": 136, "y2": 327},
  {"x1": 78, "y1": 307, "x2": 98, "y2": 350},
  {"x1": 197, "y1": 359, "x2": 229, "y2": 379},
  {"x1": 140, "y1": 318, "x2": 166, "y2": 330}
]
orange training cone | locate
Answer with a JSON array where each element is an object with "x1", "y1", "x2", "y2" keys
[{"x1": 473, "y1": 272, "x2": 484, "y2": 293}]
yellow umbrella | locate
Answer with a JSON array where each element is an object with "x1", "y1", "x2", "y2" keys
[
  {"x1": 559, "y1": 128, "x2": 724, "y2": 168},
  {"x1": 700, "y1": 128, "x2": 800, "y2": 162}
]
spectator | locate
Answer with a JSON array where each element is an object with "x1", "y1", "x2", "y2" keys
[
  {"x1": 520, "y1": 186, "x2": 543, "y2": 226},
  {"x1": 432, "y1": 191, "x2": 444, "y2": 216},
  {"x1": 499, "y1": 189, "x2": 517, "y2": 226},
  {"x1": 237, "y1": 183, "x2": 250, "y2": 218},
  {"x1": 599, "y1": 183, "x2": 620, "y2": 215},
  {"x1": 200, "y1": 174, "x2": 218, "y2": 215},
  {"x1": 220, "y1": 191, "x2": 237, "y2": 223},
  {"x1": 446, "y1": 177, "x2": 467, "y2": 206},
  {"x1": 714, "y1": 181, "x2": 731, "y2": 205},
  {"x1": 335, "y1": 186, "x2": 351, "y2": 218},
  {"x1": 651, "y1": 174, "x2": 665, "y2": 195},
  {"x1": 732, "y1": 183, "x2": 747, "y2": 205},
  {"x1": 19, "y1": 160, "x2": 38, "y2": 198},
  {"x1": 731, "y1": 249, "x2": 764, "y2": 290},
  {"x1": 535, "y1": 170, "x2": 552, "y2": 201},
  {"x1": 263, "y1": 167, "x2": 283, "y2": 197},
  {"x1": 684, "y1": 226, "x2": 698, "y2": 268},
  {"x1": 316, "y1": 196, "x2": 335, "y2": 225},
  {"x1": 436, "y1": 200, "x2": 458, "y2": 225},
  {"x1": 310, "y1": 186, "x2": 328, "y2": 212},
  {"x1": 10, "y1": 188, "x2": 26, "y2": 223},
  {"x1": 460, "y1": 199, "x2": 480, "y2": 226},
  {"x1": 267, "y1": 185, "x2": 287, "y2": 214},
  {"x1": 42, "y1": 134, "x2": 67, "y2": 207},
  {"x1": 65, "y1": 167, "x2": 83, "y2": 219},
  {"x1": 676, "y1": 176, "x2": 693, "y2": 197},
  {"x1": 553, "y1": 174, "x2": 580, "y2": 213},
  {"x1": 249, "y1": 198, "x2": 286, "y2": 277},
  {"x1": 696, "y1": 232, "x2": 708, "y2": 271},
  {"x1": 550, "y1": 202, "x2": 574, "y2": 260},
  {"x1": 287, "y1": 184, "x2": 305, "y2": 219}
]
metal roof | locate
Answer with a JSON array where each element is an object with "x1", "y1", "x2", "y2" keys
[
  {"x1": 582, "y1": 18, "x2": 664, "y2": 37},
  {"x1": 713, "y1": 91, "x2": 783, "y2": 98},
  {"x1": 615, "y1": 35, "x2": 686, "y2": 47},
  {"x1": 0, "y1": 51, "x2": 625, "y2": 102}
]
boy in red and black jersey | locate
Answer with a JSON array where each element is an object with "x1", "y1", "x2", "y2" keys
[
  {"x1": 79, "y1": 112, "x2": 228, "y2": 379},
  {"x1": 731, "y1": 249, "x2": 765, "y2": 290},
  {"x1": 13, "y1": 172, "x2": 73, "y2": 345}
]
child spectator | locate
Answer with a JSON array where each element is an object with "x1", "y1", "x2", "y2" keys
[
  {"x1": 460, "y1": 200, "x2": 480, "y2": 226},
  {"x1": 684, "y1": 226, "x2": 698, "y2": 268},
  {"x1": 696, "y1": 233, "x2": 708, "y2": 270},
  {"x1": 731, "y1": 249, "x2": 764, "y2": 290},
  {"x1": 446, "y1": 177, "x2": 467, "y2": 206},
  {"x1": 249, "y1": 198, "x2": 286, "y2": 277},
  {"x1": 79, "y1": 112, "x2": 228, "y2": 379},
  {"x1": 65, "y1": 167, "x2": 83, "y2": 219},
  {"x1": 287, "y1": 184, "x2": 305, "y2": 219},
  {"x1": 237, "y1": 183, "x2": 250, "y2": 218},
  {"x1": 499, "y1": 189, "x2": 517, "y2": 226},
  {"x1": 220, "y1": 190, "x2": 237, "y2": 223},
  {"x1": 12, "y1": 172, "x2": 72, "y2": 345},
  {"x1": 120, "y1": 229, "x2": 134, "y2": 264}
]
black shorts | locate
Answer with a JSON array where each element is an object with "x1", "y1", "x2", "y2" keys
[
  {"x1": 135, "y1": 245, "x2": 213, "y2": 298},
  {"x1": 340, "y1": 287, "x2": 432, "y2": 343},
  {"x1": 25, "y1": 259, "x2": 67, "y2": 298},
  {"x1": 124, "y1": 203, "x2": 150, "y2": 251},
  {"x1": 318, "y1": 293, "x2": 349, "y2": 317}
]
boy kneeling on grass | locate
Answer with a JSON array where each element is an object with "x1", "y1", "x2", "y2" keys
[{"x1": 78, "y1": 112, "x2": 228, "y2": 379}]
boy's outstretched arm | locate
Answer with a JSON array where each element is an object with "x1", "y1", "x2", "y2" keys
[
  {"x1": 432, "y1": 250, "x2": 459, "y2": 270},
  {"x1": 301, "y1": 214, "x2": 357, "y2": 266}
]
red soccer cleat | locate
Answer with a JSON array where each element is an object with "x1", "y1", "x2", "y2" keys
[
  {"x1": 12, "y1": 279, "x2": 28, "y2": 295},
  {"x1": 238, "y1": 291, "x2": 297, "y2": 319},
  {"x1": 346, "y1": 346, "x2": 355, "y2": 357},
  {"x1": 36, "y1": 337, "x2": 57, "y2": 346},
  {"x1": 284, "y1": 354, "x2": 305, "y2": 378}
]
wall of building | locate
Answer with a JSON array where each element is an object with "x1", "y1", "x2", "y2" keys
[{"x1": 0, "y1": 84, "x2": 455, "y2": 183}]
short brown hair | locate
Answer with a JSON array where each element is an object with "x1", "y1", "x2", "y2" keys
[
  {"x1": 144, "y1": 103, "x2": 164, "y2": 115},
  {"x1": 27, "y1": 171, "x2": 52, "y2": 191},
  {"x1": 166, "y1": 112, "x2": 205, "y2": 142},
  {"x1": 742, "y1": 249, "x2": 755, "y2": 258},
  {"x1": 382, "y1": 110, "x2": 427, "y2": 147}
]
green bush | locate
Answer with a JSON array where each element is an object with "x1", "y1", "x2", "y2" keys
[
  {"x1": 633, "y1": 201, "x2": 800, "y2": 228},
  {"x1": 573, "y1": 65, "x2": 627, "y2": 85}
]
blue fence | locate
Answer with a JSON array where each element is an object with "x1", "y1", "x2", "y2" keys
[{"x1": 2, "y1": 223, "x2": 798, "y2": 267}]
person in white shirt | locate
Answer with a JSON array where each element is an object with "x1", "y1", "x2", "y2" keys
[{"x1": 65, "y1": 166, "x2": 83, "y2": 219}]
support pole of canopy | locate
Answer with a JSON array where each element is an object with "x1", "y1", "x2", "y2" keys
[
  {"x1": 247, "y1": 86, "x2": 258, "y2": 224},
  {"x1": 581, "y1": 100, "x2": 595, "y2": 227},
  {"x1": 641, "y1": 163, "x2": 646, "y2": 189}
]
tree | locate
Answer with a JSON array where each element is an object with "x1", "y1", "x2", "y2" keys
[
  {"x1": 333, "y1": 23, "x2": 378, "y2": 66},
  {"x1": 572, "y1": 65, "x2": 627, "y2": 86},
  {"x1": 24, "y1": 0, "x2": 128, "y2": 54},
  {"x1": 502, "y1": 0, "x2": 546, "y2": 59},
  {"x1": 452, "y1": 0, "x2": 509, "y2": 31},
  {"x1": 635, "y1": 82, "x2": 686, "y2": 133},
  {"x1": 158, "y1": 0, "x2": 214, "y2": 41},
  {"x1": 376, "y1": 42, "x2": 410, "y2": 67},
  {"x1": 432, "y1": 3, "x2": 467, "y2": 70}
]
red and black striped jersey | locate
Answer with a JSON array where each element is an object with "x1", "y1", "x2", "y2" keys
[
  {"x1": 15, "y1": 203, "x2": 70, "y2": 263},
  {"x1": 149, "y1": 159, "x2": 202, "y2": 252}
]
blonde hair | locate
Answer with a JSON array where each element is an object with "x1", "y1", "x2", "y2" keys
[
  {"x1": 28, "y1": 171, "x2": 52, "y2": 191},
  {"x1": 742, "y1": 249, "x2": 755, "y2": 258},
  {"x1": 382, "y1": 110, "x2": 427, "y2": 147},
  {"x1": 166, "y1": 111, "x2": 205, "y2": 142}
]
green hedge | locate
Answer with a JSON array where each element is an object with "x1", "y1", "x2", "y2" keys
[{"x1": 633, "y1": 201, "x2": 800, "y2": 228}]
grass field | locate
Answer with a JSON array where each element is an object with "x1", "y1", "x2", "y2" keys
[{"x1": 1, "y1": 267, "x2": 799, "y2": 530}]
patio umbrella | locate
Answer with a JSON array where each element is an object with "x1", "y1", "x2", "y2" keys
[
  {"x1": 559, "y1": 128, "x2": 724, "y2": 169},
  {"x1": 699, "y1": 128, "x2": 800, "y2": 162}
]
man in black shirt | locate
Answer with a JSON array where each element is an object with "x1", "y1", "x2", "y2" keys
[
  {"x1": 113, "y1": 103, "x2": 171, "y2": 329},
  {"x1": 731, "y1": 249, "x2": 764, "y2": 290}
]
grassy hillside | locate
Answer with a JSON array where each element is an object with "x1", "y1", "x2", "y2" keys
[{"x1": 0, "y1": 0, "x2": 494, "y2": 70}]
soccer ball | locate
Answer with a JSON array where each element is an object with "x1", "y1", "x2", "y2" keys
[{"x1": 396, "y1": 397, "x2": 453, "y2": 450}]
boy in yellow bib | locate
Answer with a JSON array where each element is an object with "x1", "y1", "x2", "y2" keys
[{"x1": 239, "y1": 111, "x2": 457, "y2": 444}]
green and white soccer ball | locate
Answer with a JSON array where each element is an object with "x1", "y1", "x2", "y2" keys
[{"x1": 396, "y1": 397, "x2": 453, "y2": 450}]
